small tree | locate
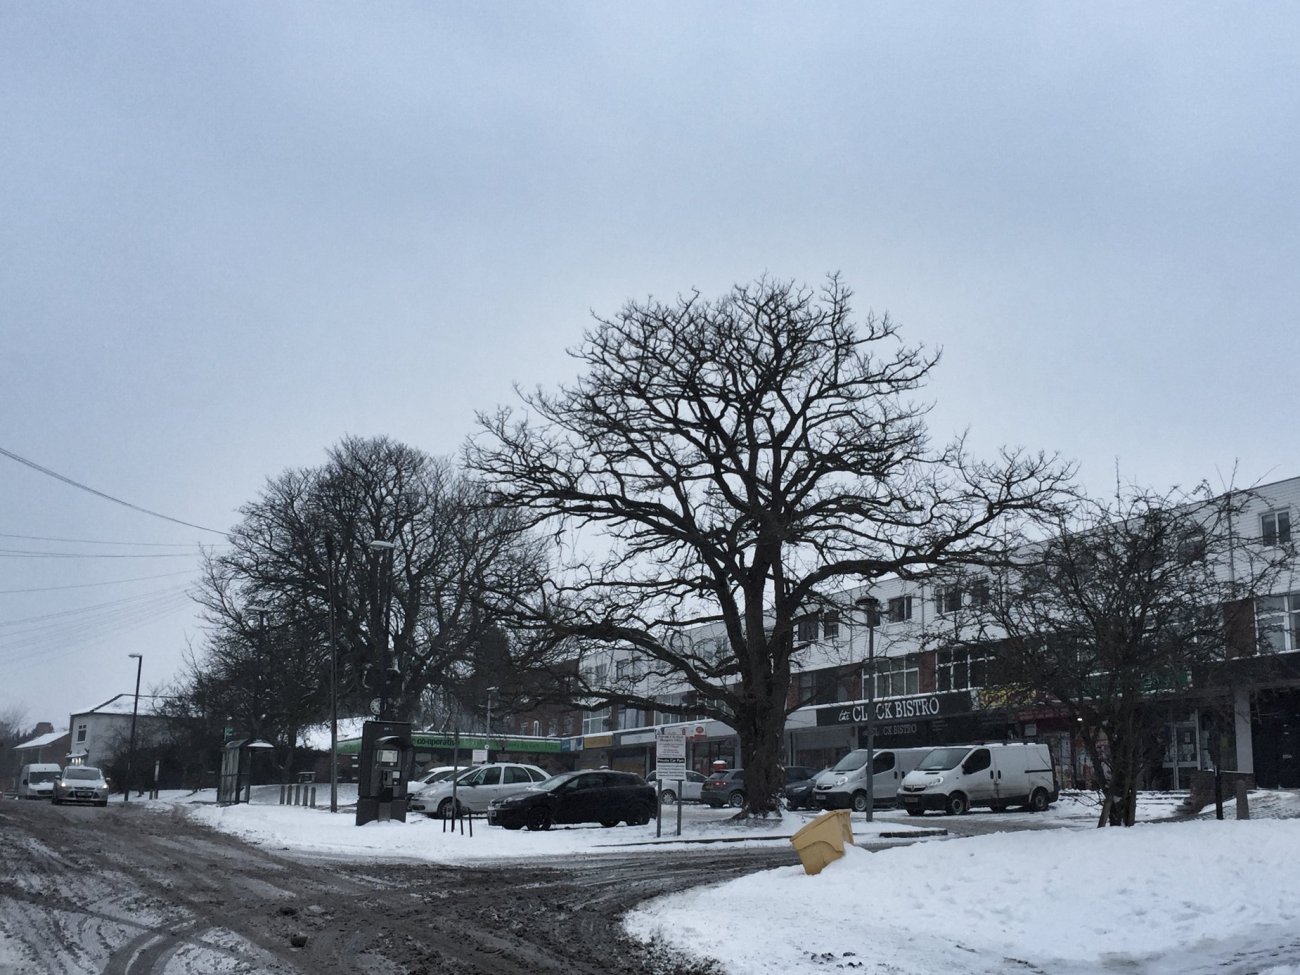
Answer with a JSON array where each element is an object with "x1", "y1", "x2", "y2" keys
[
  {"x1": 945, "y1": 483, "x2": 1289, "y2": 826},
  {"x1": 469, "y1": 275, "x2": 1071, "y2": 815}
]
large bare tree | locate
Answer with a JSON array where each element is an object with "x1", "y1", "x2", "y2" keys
[{"x1": 468, "y1": 275, "x2": 1071, "y2": 815}]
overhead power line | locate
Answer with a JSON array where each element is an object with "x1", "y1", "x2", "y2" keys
[
  {"x1": 0, "y1": 444, "x2": 229, "y2": 536},
  {"x1": 0, "y1": 531, "x2": 221, "y2": 548},
  {"x1": 0, "y1": 548, "x2": 199, "y2": 559},
  {"x1": 0, "y1": 568, "x2": 199, "y2": 595}
]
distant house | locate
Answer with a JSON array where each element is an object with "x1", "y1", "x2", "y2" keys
[
  {"x1": 14, "y1": 723, "x2": 71, "y2": 766},
  {"x1": 67, "y1": 694, "x2": 170, "y2": 769}
]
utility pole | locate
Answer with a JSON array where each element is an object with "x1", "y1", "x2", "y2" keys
[{"x1": 125, "y1": 653, "x2": 142, "y2": 804}]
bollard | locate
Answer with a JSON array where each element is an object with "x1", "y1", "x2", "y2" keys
[
  {"x1": 279, "y1": 784, "x2": 288, "y2": 805},
  {"x1": 1236, "y1": 780, "x2": 1250, "y2": 820},
  {"x1": 308, "y1": 785, "x2": 317, "y2": 808},
  {"x1": 294, "y1": 783, "x2": 302, "y2": 806}
]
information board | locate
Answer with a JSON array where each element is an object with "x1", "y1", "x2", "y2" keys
[{"x1": 655, "y1": 726, "x2": 687, "y2": 781}]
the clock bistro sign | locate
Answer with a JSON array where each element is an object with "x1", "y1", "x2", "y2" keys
[{"x1": 815, "y1": 691, "x2": 973, "y2": 728}]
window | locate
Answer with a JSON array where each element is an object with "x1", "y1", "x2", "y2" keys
[
  {"x1": 1257, "y1": 593, "x2": 1300, "y2": 652},
  {"x1": 616, "y1": 657, "x2": 643, "y2": 682},
  {"x1": 937, "y1": 648, "x2": 992, "y2": 692},
  {"x1": 873, "y1": 654, "x2": 920, "y2": 698},
  {"x1": 795, "y1": 615, "x2": 819, "y2": 643},
  {"x1": 505, "y1": 767, "x2": 533, "y2": 785},
  {"x1": 872, "y1": 752, "x2": 895, "y2": 774},
  {"x1": 75, "y1": 724, "x2": 87, "y2": 744},
  {"x1": 887, "y1": 596, "x2": 913, "y2": 623},
  {"x1": 1263, "y1": 510, "x2": 1292, "y2": 547},
  {"x1": 797, "y1": 670, "x2": 838, "y2": 706},
  {"x1": 582, "y1": 707, "x2": 610, "y2": 735},
  {"x1": 934, "y1": 586, "x2": 962, "y2": 615},
  {"x1": 969, "y1": 578, "x2": 991, "y2": 608},
  {"x1": 822, "y1": 612, "x2": 840, "y2": 639},
  {"x1": 964, "y1": 748, "x2": 991, "y2": 774}
]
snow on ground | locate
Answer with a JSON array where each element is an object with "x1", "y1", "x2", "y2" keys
[
  {"x1": 626, "y1": 818, "x2": 1300, "y2": 975},
  {"x1": 159, "y1": 786, "x2": 1300, "y2": 974}
]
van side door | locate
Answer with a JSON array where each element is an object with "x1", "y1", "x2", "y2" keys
[{"x1": 961, "y1": 747, "x2": 996, "y2": 803}]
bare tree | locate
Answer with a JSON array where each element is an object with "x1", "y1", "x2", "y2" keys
[
  {"x1": 941, "y1": 483, "x2": 1291, "y2": 826},
  {"x1": 469, "y1": 275, "x2": 1071, "y2": 815},
  {"x1": 192, "y1": 436, "x2": 543, "y2": 738}
]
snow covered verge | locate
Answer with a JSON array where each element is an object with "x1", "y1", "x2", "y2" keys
[{"x1": 625, "y1": 818, "x2": 1300, "y2": 975}]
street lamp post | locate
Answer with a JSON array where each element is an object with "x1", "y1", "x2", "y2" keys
[
  {"x1": 485, "y1": 686, "x2": 498, "y2": 759},
  {"x1": 855, "y1": 595, "x2": 881, "y2": 823},
  {"x1": 325, "y1": 534, "x2": 340, "y2": 813},
  {"x1": 369, "y1": 539, "x2": 397, "y2": 721},
  {"x1": 125, "y1": 653, "x2": 142, "y2": 804}
]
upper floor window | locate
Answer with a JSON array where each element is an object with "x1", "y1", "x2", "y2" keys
[
  {"x1": 937, "y1": 648, "x2": 992, "y2": 692},
  {"x1": 1262, "y1": 510, "x2": 1292, "y2": 547},
  {"x1": 75, "y1": 724, "x2": 87, "y2": 744},
  {"x1": 887, "y1": 596, "x2": 913, "y2": 623},
  {"x1": 821, "y1": 612, "x2": 840, "y2": 639},
  {"x1": 582, "y1": 707, "x2": 610, "y2": 736},
  {"x1": 873, "y1": 654, "x2": 921, "y2": 698},
  {"x1": 795, "y1": 615, "x2": 819, "y2": 643},
  {"x1": 934, "y1": 586, "x2": 963, "y2": 615},
  {"x1": 1257, "y1": 592, "x2": 1300, "y2": 652}
]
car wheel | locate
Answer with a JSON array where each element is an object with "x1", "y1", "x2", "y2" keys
[
  {"x1": 526, "y1": 808, "x2": 551, "y2": 831},
  {"x1": 437, "y1": 798, "x2": 458, "y2": 818},
  {"x1": 944, "y1": 792, "x2": 969, "y2": 816},
  {"x1": 661, "y1": 790, "x2": 677, "y2": 805},
  {"x1": 502, "y1": 822, "x2": 523, "y2": 831},
  {"x1": 1027, "y1": 788, "x2": 1050, "y2": 813},
  {"x1": 850, "y1": 792, "x2": 870, "y2": 813},
  {"x1": 600, "y1": 819, "x2": 619, "y2": 828},
  {"x1": 906, "y1": 807, "x2": 926, "y2": 817},
  {"x1": 96, "y1": 800, "x2": 108, "y2": 808},
  {"x1": 727, "y1": 791, "x2": 745, "y2": 808}
]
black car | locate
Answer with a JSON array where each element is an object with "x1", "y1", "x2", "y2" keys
[
  {"x1": 782, "y1": 767, "x2": 827, "y2": 810},
  {"x1": 487, "y1": 770, "x2": 656, "y2": 831}
]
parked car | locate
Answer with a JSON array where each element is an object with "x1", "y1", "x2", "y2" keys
[
  {"x1": 17, "y1": 763, "x2": 61, "y2": 800},
  {"x1": 408, "y1": 762, "x2": 550, "y2": 816},
  {"x1": 782, "y1": 767, "x2": 831, "y2": 810},
  {"x1": 415, "y1": 765, "x2": 464, "y2": 786},
  {"x1": 898, "y1": 742, "x2": 1058, "y2": 816},
  {"x1": 646, "y1": 769, "x2": 708, "y2": 804},
  {"x1": 812, "y1": 747, "x2": 933, "y2": 812},
  {"x1": 702, "y1": 766, "x2": 818, "y2": 808},
  {"x1": 487, "y1": 769, "x2": 656, "y2": 831},
  {"x1": 52, "y1": 766, "x2": 110, "y2": 807}
]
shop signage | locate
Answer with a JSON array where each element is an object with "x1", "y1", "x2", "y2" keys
[
  {"x1": 583, "y1": 734, "x2": 614, "y2": 749},
  {"x1": 814, "y1": 691, "x2": 973, "y2": 727}
]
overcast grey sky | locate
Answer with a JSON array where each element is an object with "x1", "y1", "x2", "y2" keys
[{"x1": 2, "y1": 3, "x2": 1297, "y2": 729}]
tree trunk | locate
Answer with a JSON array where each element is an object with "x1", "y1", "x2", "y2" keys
[{"x1": 733, "y1": 694, "x2": 788, "y2": 816}]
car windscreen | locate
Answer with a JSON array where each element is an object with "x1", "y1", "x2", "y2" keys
[
  {"x1": 29, "y1": 770, "x2": 59, "y2": 783},
  {"x1": 830, "y1": 750, "x2": 869, "y2": 773},
  {"x1": 916, "y1": 748, "x2": 970, "y2": 771},
  {"x1": 64, "y1": 768, "x2": 101, "y2": 781}
]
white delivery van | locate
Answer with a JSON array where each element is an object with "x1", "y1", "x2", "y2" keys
[
  {"x1": 18, "y1": 763, "x2": 62, "y2": 800},
  {"x1": 812, "y1": 747, "x2": 933, "y2": 812},
  {"x1": 898, "y1": 742, "x2": 1058, "y2": 816}
]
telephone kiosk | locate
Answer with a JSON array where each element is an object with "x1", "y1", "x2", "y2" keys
[{"x1": 355, "y1": 720, "x2": 414, "y2": 826}]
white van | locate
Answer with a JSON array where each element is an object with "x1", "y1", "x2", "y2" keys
[
  {"x1": 812, "y1": 747, "x2": 933, "y2": 812},
  {"x1": 898, "y1": 742, "x2": 1058, "y2": 816},
  {"x1": 18, "y1": 763, "x2": 61, "y2": 800}
]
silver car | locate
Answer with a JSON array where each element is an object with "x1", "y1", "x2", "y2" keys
[
  {"x1": 645, "y1": 769, "x2": 708, "y2": 804},
  {"x1": 409, "y1": 762, "x2": 550, "y2": 817},
  {"x1": 52, "y1": 766, "x2": 110, "y2": 807}
]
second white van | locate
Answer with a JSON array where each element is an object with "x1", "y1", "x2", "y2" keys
[
  {"x1": 811, "y1": 747, "x2": 933, "y2": 812},
  {"x1": 18, "y1": 763, "x2": 61, "y2": 800},
  {"x1": 898, "y1": 742, "x2": 1058, "y2": 816}
]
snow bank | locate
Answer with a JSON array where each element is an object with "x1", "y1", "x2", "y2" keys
[{"x1": 626, "y1": 818, "x2": 1300, "y2": 974}]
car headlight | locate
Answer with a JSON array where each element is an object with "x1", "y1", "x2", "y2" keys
[{"x1": 833, "y1": 775, "x2": 847, "y2": 786}]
